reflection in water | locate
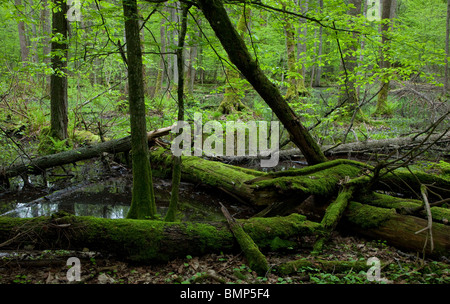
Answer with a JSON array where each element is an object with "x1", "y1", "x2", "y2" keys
[{"x1": 1, "y1": 175, "x2": 246, "y2": 222}]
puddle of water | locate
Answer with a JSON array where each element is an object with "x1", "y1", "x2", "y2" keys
[{"x1": 0, "y1": 160, "x2": 253, "y2": 221}]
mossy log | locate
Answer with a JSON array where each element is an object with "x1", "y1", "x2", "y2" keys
[
  {"x1": 313, "y1": 185, "x2": 355, "y2": 254},
  {"x1": 359, "y1": 192, "x2": 450, "y2": 224},
  {"x1": 220, "y1": 203, "x2": 269, "y2": 275},
  {"x1": 151, "y1": 149, "x2": 366, "y2": 210},
  {"x1": 342, "y1": 202, "x2": 450, "y2": 257},
  {"x1": 0, "y1": 212, "x2": 322, "y2": 263},
  {"x1": 150, "y1": 150, "x2": 450, "y2": 257}
]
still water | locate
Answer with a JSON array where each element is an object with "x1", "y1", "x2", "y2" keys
[{"x1": 0, "y1": 161, "x2": 249, "y2": 221}]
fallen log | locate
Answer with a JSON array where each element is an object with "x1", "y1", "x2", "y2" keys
[
  {"x1": 284, "y1": 132, "x2": 450, "y2": 158},
  {"x1": 0, "y1": 126, "x2": 172, "y2": 183},
  {"x1": 0, "y1": 212, "x2": 322, "y2": 262},
  {"x1": 150, "y1": 149, "x2": 366, "y2": 209},
  {"x1": 1, "y1": 201, "x2": 448, "y2": 261},
  {"x1": 359, "y1": 192, "x2": 450, "y2": 224},
  {"x1": 220, "y1": 203, "x2": 269, "y2": 275},
  {"x1": 342, "y1": 202, "x2": 450, "y2": 258}
]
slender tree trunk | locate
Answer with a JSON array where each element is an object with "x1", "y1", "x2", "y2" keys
[
  {"x1": 166, "y1": 4, "x2": 189, "y2": 222},
  {"x1": 15, "y1": 0, "x2": 29, "y2": 67},
  {"x1": 41, "y1": 0, "x2": 52, "y2": 93},
  {"x1": 445, "y1": 0, "x2": 450, "y2": 93},
  {"x1": 313, "y1": 0, "x2": 323, "y2": 87},
  {"x1": 197, "y1": 0, "x2": 327, "y2": 165},
  {"x1": 283, "y1": 1, "x2": 308, "y2": 99},
  {"x1": 339, "y1": 0, "x2": 362, "y2": 110},
  {"x1": 123, "y1": 0, "x2": 156, "y2": 219},
  {"x1": 297, "y1": 0, "x2": 308, "y2": 87},
  {"x1": 153, "y1": 15, "x2": 167, "y2": 98},
  {"x1": 375, "y1": 0, "x2": 394, "y2": 116},
  {"x1": 50, "y1": 0, "x2": 68, "y2": 140}
]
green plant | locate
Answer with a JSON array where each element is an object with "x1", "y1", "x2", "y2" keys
[{"x1": 13, "y1": 274, "x2": 31, "y2": 284}]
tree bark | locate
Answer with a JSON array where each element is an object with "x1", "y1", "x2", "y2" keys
[
  {"x1": 0, "y1": 212, "x2": 321, "y2": 262},
  {"x1": 166, "y1": 4, "x2": 189, "y2": 222},
  {"x1": 196, "y1": 0, "x2": 327, "y2": 165},
  {"x1": 375, "y1": 0, "x2": 394, "y2": 116},
  {"x1": 445, "y1": 0, "x2": 450, "y2": 93},
  {"x1": 15, "y1": 0, "x2": 30, "y2": 67},
  {"x1": 123, "y1": 0, "x2": 157, "y2": 219},
  {"x1": 339, "y1": 0, "x2": 362, "y2": 109},
  {"x1": 50, "y1": 0, "x2": 69, "y2": 140}
]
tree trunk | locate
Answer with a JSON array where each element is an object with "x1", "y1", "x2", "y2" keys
[
  {"x1": 217, "y1": 7, "x2": 251, "y2": 114},
  {"x1": 196, "y1": 0, "x2": 327, "y2": 165},
  {"x1": 0, "y1": 200, "x2": 447, "y2": 261},
  {"x1": 15, "y1": 0, "x2": 30, "y2": 67},
  {"x1": 374, "y1": 0, "x2": 394, "y2": 116},
  {"x1": 0, "y1": 212, "x2": 321, "y2": 262},
  {"x1": 166, "y1": 4, "x2": 189, "y2": 222},
  {"x1": 445, "y1": 0, "x2": 450, "y2": 94},
  {"x1": 0, "y1": 127, "x2": 172, "y2": 183},
  {"x1": 313, "y1": 0, "x2": 323, "y2": 87},
  {"x1": 50, "y1": 0, "x2": 69, "y2": 140},
  {"x1": 41, "y1": 0, "x2": 52, "y2": 92},
  {"x1": 123, "y1": 0, "x2": 157, "y2": 219},
  {"x1": 339, "y1": 0, "x2": 362, "y2": 110},
  {"x1": 283, "y1": 1, "x2": 308, "y2": 100}
]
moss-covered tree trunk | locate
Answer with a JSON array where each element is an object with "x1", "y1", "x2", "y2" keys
[
  {"x1": 50, "y1": 0, "x2": 68, "y2": 141},
  {"x1": 0, "y1": 213, "x2": 321, "y2": 262},
  {"x1": 123, "y1": 0, "x2": 156, "y2": 219},
  {"x1": 196, "y1": 0, "x2": 327, "y2": 166}
]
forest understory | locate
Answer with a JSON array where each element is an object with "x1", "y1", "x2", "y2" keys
[{"x1": 0, "y1": 231, "x2": 448, "y2": 285}]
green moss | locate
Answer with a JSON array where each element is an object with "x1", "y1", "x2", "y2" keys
[
  {"x1": 71, "y1": 130, "x2": 102, "y2": 145},
  {"x1": 37, "y1": 126, "x2": 72, "y2": 155},
  {"x1": 230, "y1": 222, "x2": 269, "y2": 275},
  {"x1": 321, "y1": 186, "x2": 354, "y2": 230},
  {"x1": 269, "y1": 237, "x2": 297, "y2": 251},
  {"x1": 242, "y1": 213, "x2": 323, "y2": 249},
  {"x1": 346, "y1": 201, "x2": 396, "y2": 229},
  {"x1": 252, "y1": 163, "x2": 362, "y2": 196}
]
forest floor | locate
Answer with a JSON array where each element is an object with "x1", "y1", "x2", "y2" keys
[
  {"x1": 1, "y1": 230, "x2": 449, "y2": 285},
  {"x1": 1, "y1": 154, "x2": 449, "y2": 285}
]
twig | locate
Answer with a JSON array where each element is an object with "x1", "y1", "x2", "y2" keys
[{"x1": 415, "y1": 185, "x2": 434, "y2": 252}]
